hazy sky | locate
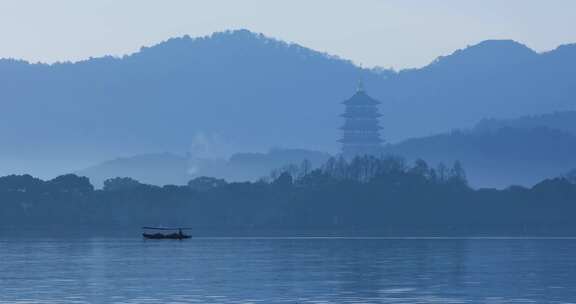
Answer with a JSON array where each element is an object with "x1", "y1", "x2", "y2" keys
[{"x1": 1, "y1": 0, "x2": 575, "y2": 69}]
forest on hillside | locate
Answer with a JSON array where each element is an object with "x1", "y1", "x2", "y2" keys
[{"x1": 2, "y1": 155, "x2": 576, "y2": 237}]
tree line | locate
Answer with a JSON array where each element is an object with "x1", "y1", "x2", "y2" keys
[{"x1": 1, "y1": 155, "x2": 575, "y2": 236}]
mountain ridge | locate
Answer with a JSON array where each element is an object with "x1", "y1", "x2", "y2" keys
[
  {"x1": 0, "y1": 30, "x2": 355, "y2": 68},
  {"x1": 2, "y1": 30, "x2": 575, "y2": 70},
  {"x1": 1, "y1": 29, "x2": 576, "y2": 178}
]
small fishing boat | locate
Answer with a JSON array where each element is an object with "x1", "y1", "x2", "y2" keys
[{"x1": 142, "y1": 227, "x2": 192, "y2": 240}]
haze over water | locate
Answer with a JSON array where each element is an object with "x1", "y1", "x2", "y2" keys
[{"x1": 2, "y1": 238, "x2": 576, "y2": 303}]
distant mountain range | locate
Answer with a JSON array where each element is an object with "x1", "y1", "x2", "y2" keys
[
  {"x1": 475, "y1": 111, "x2": 576, "y2": 135},
  {"x1": 75, "y1": 153, "x2": 190, "y2": 187},
  {"x1": 387, "y1": 111, "x2": 576, "y2": 187},
  {"x1": 385, "y1": 126, "x2": 576, "y2": 188},
  {"x1": 77, "y1": 148, "x2": 330, "y2": 188},
  {"x1": 389, "y1": 111, "x2": 576, "y2": 187},
  {"x1": 1, "y1": 29, "x2": 576, "y2": 177},
  {"x1": 77, "y1": 112, "x2": 576, "y2": 189},
  {"x1": 383, "y1": 40, "x2": 576, "y2": 143}
]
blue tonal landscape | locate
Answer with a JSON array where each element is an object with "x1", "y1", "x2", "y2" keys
[{"x1": 1, "y1": 1, "x2": 576, "y2": 303}]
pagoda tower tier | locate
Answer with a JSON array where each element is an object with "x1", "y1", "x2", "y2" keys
[{"x1": 339, "y1": 85, "x2": 383, "y2": 157}]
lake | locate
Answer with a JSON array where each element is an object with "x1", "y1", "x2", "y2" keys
[{"x1": 1, "y1": 237, "x2": 576, "y2": 303}]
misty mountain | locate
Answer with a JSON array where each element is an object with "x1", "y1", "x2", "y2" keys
[
  {"x1": 384, "y1": 127, "x2": 576, "y2": 188},
  {"x1": 0, "y1": 30, "x2": 379, "y2": 177},
  {"x1": 475, "y1": 111, "x2": 576, "y2": 135},
  {"x1": 77, "y1": 148, "x2": 330, "y2": 188},
  {"x1": 190, "y1": 148, "x2": 330, "y2": 182},
  {"x1": 383, "y1": 40, "x2": 576, "y2": 141},
  {"x1": 2, "y1": 29, "x2": 576, "y2": 178},
  {"x1": 76, "y1": 153, "x2": 190, "y2": 188},
  {"x1": 78, "y1": 123, "x2": 576, "y2": 189}
]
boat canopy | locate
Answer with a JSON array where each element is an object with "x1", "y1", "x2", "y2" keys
[{"x1": 142, "y1": 227, "x2": 192, "y2": 230}]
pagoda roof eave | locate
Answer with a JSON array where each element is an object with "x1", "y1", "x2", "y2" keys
[
  {"x1": 342, "y1": 91, "x2": 381, "y2": 105},
  {"x1": 338, "y1": 139, "x2": 384, "y2": 143},
  {"x1": 341, "y1": 114, "x2": 382, "y2": 118},
  {"x1": 342, "y1": 100, "x2": 380, "y2": 105},
  {"x1": 340, "y1": 126, "x2": 383, "y2": 130}
]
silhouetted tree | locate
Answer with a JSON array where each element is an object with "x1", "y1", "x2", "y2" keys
[
  {"x1": 273, "y1": 172, "x2": 293, "y2": 188},
  {"x1": 48, "y1": 174, "x2": 93, "y2": 194},
  {"x1": 410, "y1": 159, "x2": 430, "y2": 177},
  {"x1": 2, "y1": 155, "x2": 576, "y2": 237},
  {"x1": 436, "y1": 163, "x2": 449, "y2": 183},
  {"x1": 0, "y1": 174, "x2": 44, "y2": 193},
  {"x1": 449, "y1": 161, "x2": 468, "y2": 187},
  {"x1": 103, "y1": 177, "x2": 142, "y2": 191},
  {"x1": 187, "y1": 176, "x2": 227, "y2": 192}
]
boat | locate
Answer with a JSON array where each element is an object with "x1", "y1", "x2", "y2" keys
[{"x1": 142, "y1": 227, "x2": 192, "y2": 240}]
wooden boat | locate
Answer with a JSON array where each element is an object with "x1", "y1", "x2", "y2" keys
[{"x1": 142, "y1": 227, "x2": 192, "y2": 240}]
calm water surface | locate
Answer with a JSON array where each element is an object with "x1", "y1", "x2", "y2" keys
[{"x1": 1, "y1": 237, "x2": 576, "y2": 303}]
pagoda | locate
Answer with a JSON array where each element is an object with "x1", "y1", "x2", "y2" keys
[{"x1": 339, "y1": 83, "x2": 383, "y2": 157}]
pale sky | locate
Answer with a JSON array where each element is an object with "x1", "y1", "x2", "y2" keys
[{"x1": 1, "y1": 0, "x2": 575, "y2": 69}]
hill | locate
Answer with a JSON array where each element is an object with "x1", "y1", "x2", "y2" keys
[
  {"x1": 76, "y1": 148, "x2": 330, "y2": 188},
  {"x1": 385, "y1": 127, "x2": 576, "y2": 188},
  {"x1": 0, "y1": 30, "x2": 379, "y2": 177},
  {"x1": 75, "y1": 153, "x2": 190, "y2": 188},
  {"x1": 383, "y1": 40, "x2": 576, "y2": 142},
  {"x1": 2, "y1": 30, "x2": 576, "y2": 178},
  {"x1": 77, "y1": 125, "x2": 576, "y2": 189},
  {"x1": 475, "y1": 111, "x2": 576, "y2": 135}
]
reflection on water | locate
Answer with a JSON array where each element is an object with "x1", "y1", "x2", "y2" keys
[{"x1": 1, "y1": 238, "x2": 576, "y2": 303}]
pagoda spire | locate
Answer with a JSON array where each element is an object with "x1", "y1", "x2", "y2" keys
[
  {"x1": 357, "y1": 64, "x2": 365, "y2": 92},
  {"x1": 356, "y1": 79, "x2": 364, "y2": 92},
  {"x1": 339, "y1": 84, "x2": 383, "y2": 157}
]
